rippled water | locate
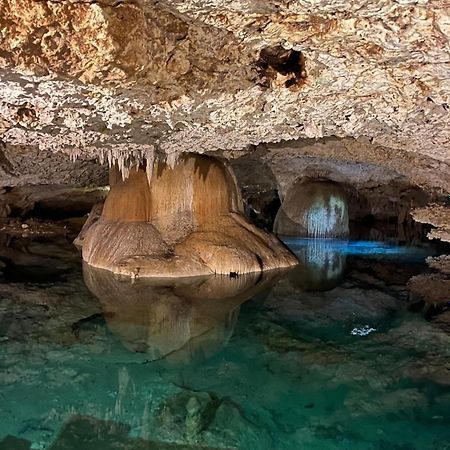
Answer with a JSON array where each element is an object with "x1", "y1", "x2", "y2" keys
[{"x1": 0, "y1": 236, "x2": 449, "y2": 450}]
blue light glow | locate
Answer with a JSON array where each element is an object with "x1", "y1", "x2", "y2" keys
[{"x1": 281, "y1": 237, "x2": 437, "y2": 262}]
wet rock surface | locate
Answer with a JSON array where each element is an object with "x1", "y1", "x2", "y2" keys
[
  {"x1": 79, "y1": 154, "x2": 297, "y2": 277},
  {"x1": 274, "y1": 180, "x2": 349, "y2": 237}
]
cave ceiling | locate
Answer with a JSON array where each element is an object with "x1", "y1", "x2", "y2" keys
[{"x1": 0, "y1": 0, "x2": 449, "y2": 193}]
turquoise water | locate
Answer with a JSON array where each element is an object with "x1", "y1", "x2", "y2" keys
[{"x1": 0, "y1": 237, "x2": 449, "y2": 449}]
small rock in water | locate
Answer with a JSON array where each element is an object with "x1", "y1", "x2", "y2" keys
[
  {"x1": 351, "y1": 325, "x2": 376, "y2": 336},
  {"x1": 185, "y1": 396, "x2": 202, "y2": 442},
  {"x1": 30, "y1": 443, "x2": 45, "y2": 450}
]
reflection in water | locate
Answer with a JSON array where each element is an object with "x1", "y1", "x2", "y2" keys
[
  {"x1": 1, "y1": 236, "x2": 450, "y2": 450},
  {"x1": 287, "y1": 238, "x2": 347, "y2": 291},
  {"x1": 283, "y1": 237, "x2": 439, "y2": 259},
  {"x1": 83, "y1": 264, "x2": 285, "y2": 364},
  {"x1": 283, "y1": 237, "x2": 439, "y2": 292}
]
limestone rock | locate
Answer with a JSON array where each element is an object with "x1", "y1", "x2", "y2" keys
[
  {"x1": 426, "y1": 255, "x2": 450, "y2": 275},
  {"x1": 80, "y1": 154, "x2": 297, "y2": 277},
  {"x1": 408, "y1": 273, "x2": 450, "y2": 309},
  {"x1": 1, "y1": 0, "x2": 450, "y2": 190},
  {"x1": 274, "y1": 180, "x2": 349, "y2": 237},
  {"x1": 411, "y1": 203, "x2": 450, "y2": 243},
  {"x1": 1, "y1": 0, "x2": 450, "y2": 249},
  {"x1": 154, "y1": 390, "x2": 271, "y2": 449}
]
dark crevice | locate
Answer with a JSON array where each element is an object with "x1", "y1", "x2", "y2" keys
[
  {"x1": 71, "y1": 313, "x2": 104, "y2": 337},
  {"x1": 244, "y1": 189, "x2": 281, "y2": 231},
  {"x1": 256, "y1": 45, "x2": 307, "y2": 88}
]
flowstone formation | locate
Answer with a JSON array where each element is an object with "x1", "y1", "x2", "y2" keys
[
  {"x1": 78, "y1": 153, "x2": 297, "y2": 278},
  {"x1": 274, "y1": 180, "x2": 349, "y2": 237}
]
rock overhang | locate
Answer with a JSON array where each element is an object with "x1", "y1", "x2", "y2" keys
[{"x1": 0, "y1": 0, "x2": 449, "y2": 174}]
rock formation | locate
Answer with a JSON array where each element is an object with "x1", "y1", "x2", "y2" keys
[
  {"x1": 274, "y1": 180, "x2": 349, "y2": 237},
  {"x1": 1, "y1": 0, "x2": 450, "y2": 169},
  {"x1": 78, "y1": 153, "x2": 297, "y2": 277},
  {"x1": 411, "y1": 203, "x2": 450, "y2": 243}
]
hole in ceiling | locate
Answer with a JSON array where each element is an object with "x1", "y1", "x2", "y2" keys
[{"x1": 256, "y1": 45, "x2": 306, "y2": 88}]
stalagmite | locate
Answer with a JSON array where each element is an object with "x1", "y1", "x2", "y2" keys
[
  {"x1": 78, "y1": 153, "x2": 297, "y2": 278},
  {"x1": 274, "y1": 180, "x2": 349, "y2": 237}
]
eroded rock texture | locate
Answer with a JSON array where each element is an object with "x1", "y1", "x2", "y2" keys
[
  {"x1": 411, "y1": 203, "x2": 450, "y2": 243},
  {"x1": 79, "y1": 154, "x2": 297, "y2": 277},
  {"x1": 0, "y1": 1, "x2": 449, "y2": 164}
]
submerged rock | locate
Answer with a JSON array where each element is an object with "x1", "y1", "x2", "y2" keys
[
  {"x1": 46, "y1": 415, "x2": 218, "y2": 450},
  {"x1": 264, "y1": 281, "x2": 401, "y2": 330},
  {"x1": 0, "y1": 435, "x2": 31, "y2": 450},
  {"x1": 154, "y1": 390, "x2": 271, "y2": 449}
]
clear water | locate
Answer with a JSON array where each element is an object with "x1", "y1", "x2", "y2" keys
[{"x1": 0, "y1": 236, "x2": 449, "y2": 450}]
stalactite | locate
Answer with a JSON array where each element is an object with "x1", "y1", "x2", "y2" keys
[
  {"x1": 145, "y1": 149, "x2": 154, "y2": 187},
  {"x1": 95, "y1": 146, "x2": 161, "y2": 184},
  {"x1": 305, "y1": 195, "x2": 347, "y2": 238},
  {"x1": 107, "y1": 150, "x2": 113, "y2": 168},
  {"x1": 274, "y1": 181, "x2": 349, "y2": 238},
  {"x1": 69, "y1": 149, "x2": 81, "y2": 163},
  {"x1": 166, "y1": 150, "x2": 178, "y2": 170}
]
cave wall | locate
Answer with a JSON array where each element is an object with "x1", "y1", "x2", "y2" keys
[
  {"x1": 229, "y1": 137, "x2": 437, "y2": 239},
  {"x1": 0, "y1": 136, "x2": 438, "y2": 239},
  {"x1": 0, "y1": 0, "x2": 449, "y2": 241}
]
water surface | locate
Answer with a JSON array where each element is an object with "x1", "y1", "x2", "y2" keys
[{"x1": 0, "y1": 237, "x2": 449, "y2": 450}]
